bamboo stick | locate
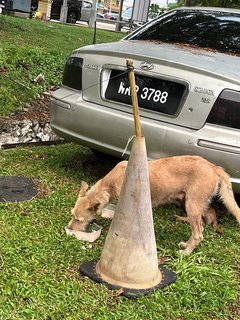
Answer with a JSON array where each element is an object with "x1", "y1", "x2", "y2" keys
[{"x1": 127, "y1": 59, "x2": 142, "y2": 137}]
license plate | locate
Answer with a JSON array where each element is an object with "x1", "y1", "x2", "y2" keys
[{"x1": 105, "y1": 70, "x2": 186, "y2": 115}]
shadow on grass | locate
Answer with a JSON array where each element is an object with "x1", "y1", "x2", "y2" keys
[{"x1": 46, "y1": 144, "x2": 121, "y2": 183}]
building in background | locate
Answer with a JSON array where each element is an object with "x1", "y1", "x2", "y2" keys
[{"x1": 97, "y1": 0, "x2": 132, "y2": 14}]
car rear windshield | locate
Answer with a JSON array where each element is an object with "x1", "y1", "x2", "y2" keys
[{"x1": 127, "y1": 9, "x2": 240, "y2": 55}]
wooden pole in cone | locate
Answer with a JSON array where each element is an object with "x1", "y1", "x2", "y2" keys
[
  {"x1": 126, "y1": 58, "x2": 142, "y2": 138},
  {"x1": 79, "y1": 59, "x2": 176, "y2": 297}
]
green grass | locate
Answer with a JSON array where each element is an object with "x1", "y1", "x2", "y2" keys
[
  {"x1": 0, "y1": 14, "x2": 123, "y2": 116},
  {"x1": 0, "y1": 13, "x2": 239, "y2": 320},
  {"x1": 0, "y1": 143, "x2": 239, "y2": 320}
]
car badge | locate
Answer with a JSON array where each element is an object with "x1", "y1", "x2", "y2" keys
[{"x1": 139, "y1": 62, "x2": 154, "y2": 71}]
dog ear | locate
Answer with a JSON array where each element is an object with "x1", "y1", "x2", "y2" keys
[
  {"x1": 89, "y1": 202, "x2": 101, "y2": 214},
  {"x1": 79, "y1": 181, "x2": 89, "y2": 197}
]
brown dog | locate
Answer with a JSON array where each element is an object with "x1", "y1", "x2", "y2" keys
[{"x1": 69, "y1": 155, "x2": 240, "y2": 254}]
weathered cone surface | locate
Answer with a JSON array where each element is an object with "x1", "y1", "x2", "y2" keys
[{"x1": 96, "y1": 136, "x2": 162, "y2": 289}]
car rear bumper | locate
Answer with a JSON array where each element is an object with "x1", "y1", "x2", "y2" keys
[{"x1": 50, "y1": 92, "x2": 240, "y2": 194}]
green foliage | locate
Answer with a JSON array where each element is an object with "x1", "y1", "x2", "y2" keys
[
  {"x1": 0, "y1": 143, "x2": 239, "y2": 319},
  {"x1": 176, "y1": 0, "x2": 240, "y2": 8},
  {"x1": 149, "y1": 3, "x2": 160, "y2": 13},
  {"x1": 0, "y1": 15, "x2": 123, "y2": 116},
  {"x1": 0, "y1": 13, "x2": 6, "y2": 26}
]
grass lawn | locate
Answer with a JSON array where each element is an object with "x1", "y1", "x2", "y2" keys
[
  {"x1": 0, "y1": 143, "x2": 239, "y2": 320},
  {"x1": 0, "y1": 14, "x2": 123, "y2": 116},
  {"x1": 0, "y1": 14, "x2": 239, "y2": 320}
]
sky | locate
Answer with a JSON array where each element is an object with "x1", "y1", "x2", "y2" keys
[
  {"x1": 151, "y1": 0, "x2": 176, "y2": 5},
  {"x1": 151, "y1": 0, "x2": 167, "y2": 6},
  {"x1": 124, "y1": 0, "x2": 176, "y2": 8}
]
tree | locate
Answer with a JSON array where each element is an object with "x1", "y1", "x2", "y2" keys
[
  {"x1": 149, "y1": 3, "x2": 160, "y2": 14},
  {"x1": 175, "y1": 0, "x2": 240, "y2": 8}
]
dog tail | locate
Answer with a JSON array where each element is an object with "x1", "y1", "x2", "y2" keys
[{"x1": 216, "y1": 166, "x2": 240, "y2": 224}]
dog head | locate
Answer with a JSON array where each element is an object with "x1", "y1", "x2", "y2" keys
[{"x1": 68, "y1": 181, "x2": 101, "y2": 231}]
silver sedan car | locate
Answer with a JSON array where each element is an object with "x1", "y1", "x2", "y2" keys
[{"x1": 50, "y1": 7, "x2": 240, "y2": 193}]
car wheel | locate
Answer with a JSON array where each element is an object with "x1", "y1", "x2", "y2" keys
[
  {"x1": 235, "y1": 193, "x2": 240, "y2": 206},
  {"x1": 67, "y1": 11, "x2": 78, "y2": 24},
  {"x1": 91, "y1": 149, "x2": 118, "y2": 161}
]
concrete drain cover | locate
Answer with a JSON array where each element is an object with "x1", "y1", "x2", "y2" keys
[{"x1": 0, "y1": 177, "x2": 38, "y2": 202}]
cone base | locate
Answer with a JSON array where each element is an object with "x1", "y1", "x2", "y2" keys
[{"x1": 79, "y1": 259, "x2": 176, "y2": 299}]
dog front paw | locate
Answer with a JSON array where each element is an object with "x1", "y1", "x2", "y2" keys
[
  {"x1": 101, "y1": 208, "x2": 115, "y2": 219},
  {"x1": 174, "y1": 215, "x2": 189, "y2": 223},
  {"x1": 178, "y1": 248, "x2": 192, "y2": 255},
  {"x1": 174, "y1": 214, "x2": 181, "y2": 221},
  {"x1": 178, "y1": 241, "x2": 188, "y2": 249}
]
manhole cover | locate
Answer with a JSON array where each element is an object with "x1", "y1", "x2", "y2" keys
[{"x1": 0, "y1": 177, "x2": 38, "y2": 202}]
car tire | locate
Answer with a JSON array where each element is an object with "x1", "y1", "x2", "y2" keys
[
  {"x1": 91, "y1": 149, "x2": 118, "y2": 161},
  {"x1": 234, "y1": 193, "x2": 240, "y2": 206},
  {"x1": 67, "y1": 10, "x2": 78, "y2": 24}
]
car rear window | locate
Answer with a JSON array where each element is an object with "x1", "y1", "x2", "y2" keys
[{"x1": 127, "y1": 10, "x2": 240, "y2": 55}]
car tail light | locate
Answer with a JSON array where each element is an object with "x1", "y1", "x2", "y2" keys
[
  {"x1": 206, "y1": 89, "x2": 240, "y2": 130},
  {"x1": 62, "y1": 57, "x2": 83, "y2": 90}
]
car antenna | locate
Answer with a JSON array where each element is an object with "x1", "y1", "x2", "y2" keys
[{"x1": 93, "y1": 20, "x2": 97, "y2": 44}]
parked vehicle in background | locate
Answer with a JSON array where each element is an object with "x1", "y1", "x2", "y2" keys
[
  {"x1": 79, "y1": 0, "x2": 91, "y2": 22},
  {"x1": 104, "y1": 12, "x2": 118, "y2": 20},
  {"x1": 50, "y1": 7, "x2": 240, "y2": 193},
  {"x1": 121, "y1": 7, "x2": 143, "y2": 29},
  {"x1": 50, "y1": 0, "x2": 82, "y2": 23},
  {"x1": 96, "y1": 12, "x2": 104, "y2": 19},
  {"x1": 79, "y1": 1, "x2": 104, "y2": 23},
  {"x1": 121, "y1": 6, "x2": 132, "y2": 21}
]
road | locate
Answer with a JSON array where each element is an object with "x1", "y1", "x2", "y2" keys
[{"x1": 76, "y1": 20, "x2": 129, "y2": 33}]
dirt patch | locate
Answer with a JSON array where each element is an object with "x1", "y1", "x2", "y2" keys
[
  {"x1": 0, "y1": 94, "x2": 63, "y2": 147},
  {"x1": 0, "y1": 94, "x2": 50, "y2": 123}
]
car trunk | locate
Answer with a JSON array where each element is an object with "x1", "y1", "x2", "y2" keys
[{"x1": 74, "y1": 41, "x2": 240, "y2": 130}]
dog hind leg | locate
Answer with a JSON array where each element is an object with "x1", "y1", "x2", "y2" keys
[
  {"x1": 179, "y1": 200, "x2": 204, "y2": 255},
  {"x1": 203, "y1": 207, "x2": 223, "y2": 234},
  {"x1": 174, "y1": 215, "x2": 190, "y2": 223},
  {"x1": 175, "y1": 206, "x2": 223, "y2": 234}
]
